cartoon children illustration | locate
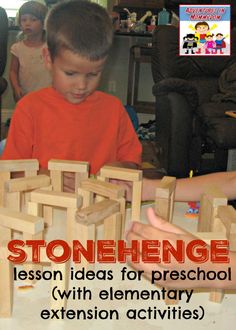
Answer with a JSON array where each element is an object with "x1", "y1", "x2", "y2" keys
[
  {"x1": 204, "y1": 33, "x2": 216, "y2": 54},
  {"x1": 189, "y1": 21, "x2": 217, "y2": 54},
  {"x1": 214, "y1": 33, "x2": 228, "y2": 54},
  {"x1": 182, "y1": 33, "x2": 198, "y2": 54}
]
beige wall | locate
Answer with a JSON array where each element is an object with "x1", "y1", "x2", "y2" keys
[{"x1": 2, "y1": 32, "x2": 155, "y2": 120}]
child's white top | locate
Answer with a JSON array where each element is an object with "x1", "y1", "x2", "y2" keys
[{"x1": 11, "y1": 41, "x2": 51, "y2": 95}]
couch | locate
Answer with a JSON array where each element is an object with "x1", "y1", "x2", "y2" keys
[{"x1": 151, "y1": 25, "x2": 236, "y2": 177}]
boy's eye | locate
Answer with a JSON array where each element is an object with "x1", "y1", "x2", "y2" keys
[
  {"x1": 87, "y1": 72, "x2": 99, "y2": 78},
  {"x1": 65, "y1": 71, "x2": 75, "y2": 76}
]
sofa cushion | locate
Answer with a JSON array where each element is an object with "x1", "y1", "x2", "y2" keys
[
  {"x1": 206, "y1": 117, "x2": 236, "y2": 148},
  {"x1": 196, "y1": 101, "x2": 236, "y2": 147},
  {"x1": 197, "y1": 101, "x2": 236, "y2": 119}
]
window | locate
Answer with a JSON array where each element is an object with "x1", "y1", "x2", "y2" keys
[{"x1": 0, "y1": 1, "x2": 30, "y2": 17}]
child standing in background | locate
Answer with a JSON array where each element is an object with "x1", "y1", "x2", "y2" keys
[{"x1": 9, "y1": 1, "x2": 51, "y2": 102}]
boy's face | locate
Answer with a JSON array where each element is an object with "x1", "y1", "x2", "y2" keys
[
  {"x1": 44, "y1": 49, "x2": 106, "y2": 104},
  {"x1": 196, "y1": 25, "x2": 209, "y2": 33}
]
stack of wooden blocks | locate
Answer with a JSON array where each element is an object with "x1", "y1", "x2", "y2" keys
[
  {"x1": 0, "y1": 159, "x2": 143, "y2": 317},
  {"x1": 0, "y1": 158, "x2": 235, "y2": 317}
]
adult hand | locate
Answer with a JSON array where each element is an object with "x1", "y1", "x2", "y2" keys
[{"x1": 125, "y1": 208, "x2": 219, "y2": 289}]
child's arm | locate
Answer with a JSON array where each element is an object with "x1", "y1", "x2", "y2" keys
[
  {"x1": 118, "y1": 171, "x2": 236, "y2": 202},
  {"x1": 126, "y1": 207, "x2": 236, "y2": 289},
  {"x1": 9, "y1": 54, "x2": 23, "y2": 102}
]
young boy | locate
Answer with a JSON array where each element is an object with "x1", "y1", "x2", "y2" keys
[{"x1": 1, "y1": 1, "x2": 141, "y2": 181}]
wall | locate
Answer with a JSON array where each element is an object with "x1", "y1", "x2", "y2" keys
[{"x1": 2, "y1": 32, "x2": 155, "y2": 122}]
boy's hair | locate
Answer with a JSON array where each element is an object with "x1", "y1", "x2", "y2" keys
[
  {"x1": 46, "y1": 0, "x2": 113, "y2": 61},
  {"x1": 195, "y1": 21, "x2": 209, "y2": 30},
  {"x1": 17, "y1": 1, "x2": 48, "y2": 25}
]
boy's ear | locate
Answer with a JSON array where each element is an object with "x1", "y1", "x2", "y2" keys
[{"x1": 42, "y1": 47, "x2": 53, "y2": 69}]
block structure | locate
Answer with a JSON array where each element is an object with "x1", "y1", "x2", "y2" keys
[
  {"x1": 0, "y1": 159, "x2": 39, "y2": 207},
  {"x1": 98, "y1": 165, "x2": 143, "y2": 223},
  {"x1": 76, "y1": 178, "x2": 125, "y2": 268},
  {"x1": 154, "y1": 176, "x2": 177, "y2": 305},
  {"x1": 47, "y1": 159, "x2": 89, "y2": 225},
  {"x1": 29, "y1": 189, "x2": 82, "y2": 244},
  {"x1": 0, "y1": 207, "x2": 44, "y2": 317},
  {"x1": 3, "y1": 175, "x2": 51, "y2": 213},
  {"x1": 0, "y1": 243, "x2": 69, "y2": 318},
  {"x1": 155, "y1": 176, "x2": 176, "y2": 223},
  {"x1": 198, "y1": 186, "x2": 227, "y2": 232},
  {"x1": 48, "y1": 159, "x2": 89, "y2": 192}
]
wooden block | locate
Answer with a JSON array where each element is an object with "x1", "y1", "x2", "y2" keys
[
  {"x1": 0, "y1": 207, "x2": 44, "y2": 235},
  {"x1": 23, "y1": 232, "x2": 43, "y2": 284},
  {"x1": 41, "y1": 185, "x2": 53, "y2": 226},
  {"x1": 195, "y1": 231, "x2": 227, "y2": 243},
  {"x1": 4, "y1": 175, "x2": 50, "y2": 193},
  {"x1": 30, "y1": 189, "x2": 82, "y2": 209},
  {"x1": 209, "y1": 289, "x2": 224, "y2": 304},
  {"x1": 76, "y1": 200, "x2": 120, "y2": 226},
  {"x1": 99, "y1": 165, "x2": 142, "y2": 182},
  {"x1": 50, "y1": 170, "x2": 63, "y2": 191},
  {"x1": 164, "y1": 294, "x2": 178, "y2": 305},
  {"x1": 75, "y1": 223, "x2": 96, "y2": 270},
  {"x1": 155, "y1": 198, "x2": 170, "y2": 220},
  {"x1": 0, "y1": 245, "x2": 13, "y2": 317},
  {"x1": 48, "y1": 159, "x2": 89, "y2": 173},
  {"x1": 27, "y1": 201, "x2": 43, "y2": 217},
  {"x1": 4, "y1": 191, "x2": 21, "y2": 211},
  {"x1": 155, "y1": 176, "x2": 176, "y2": 223},
  {"x1": 0, "y1": 172, "x2": 10, "y2": 207},
  {"x1": 24, "y1": 170, "x2": 37, "y2": 177},
  {"x1": 0, "y1": 159, "x2": 39, "y2": 172},
  {"x1": 99, "y1": 166, "x2": 142, "y2": 223},
  {"x1": 0, "y1": 226, "x2": 11, "y2": 244},
  {"x1": 155, "y1": 176, "x2": 176, "y2": 198},
  {"x1": 78, "y1": 188, "x2": 94, "y2": 208},
  {"x1": 104, "y1": 212, "x2": 122, "y2": 241},
  {"x1": 50, "y1": 261, "x2": 69, "y2": 312},
  {"x1": 131, "y1": 180, "x2": 142, "y2": 221},
  {"x1": 79, "y1": 178, "x2": 125, "y2": 199},
  {"x1": 197, "y1": 206, "x2": 228, "y2": 304},
  {"x1": 198, "y1": 186, "x2": 227, "y2": 232},
  {"x1": 115, "y1": 197, "x2": 126, "y2": 238},
  {"x1": 96, "y1": 175, "x2": 107, "y2": 182},
  {"x1": 217, "y1": 205, "x2": 236, "y2": 251},
  {"x1": 66, "y1": 207, "x2": 78, "y2": 244},
  {"x1": 75, "y1": 172, "x2": 89, "y2": 192}
]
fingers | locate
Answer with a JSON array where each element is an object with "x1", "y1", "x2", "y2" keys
[
  {"x1": 126, "y1": 221, "x2": 162, "y2": 241},
  {"x1": 147, "y1": 207, "x2": 186, "y2": 235}
]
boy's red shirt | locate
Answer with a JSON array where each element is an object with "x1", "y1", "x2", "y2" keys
[{"x1": 1, "y1": 88, "x2": 142, "y2": 174}]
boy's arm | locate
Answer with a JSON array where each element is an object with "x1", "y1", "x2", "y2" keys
[
  {"x1": 1, "y1": 101, "x2": 34, "y2": 161},
  {"x1": 9, "y1": 54, "x2": 23, "y2": 102}
]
